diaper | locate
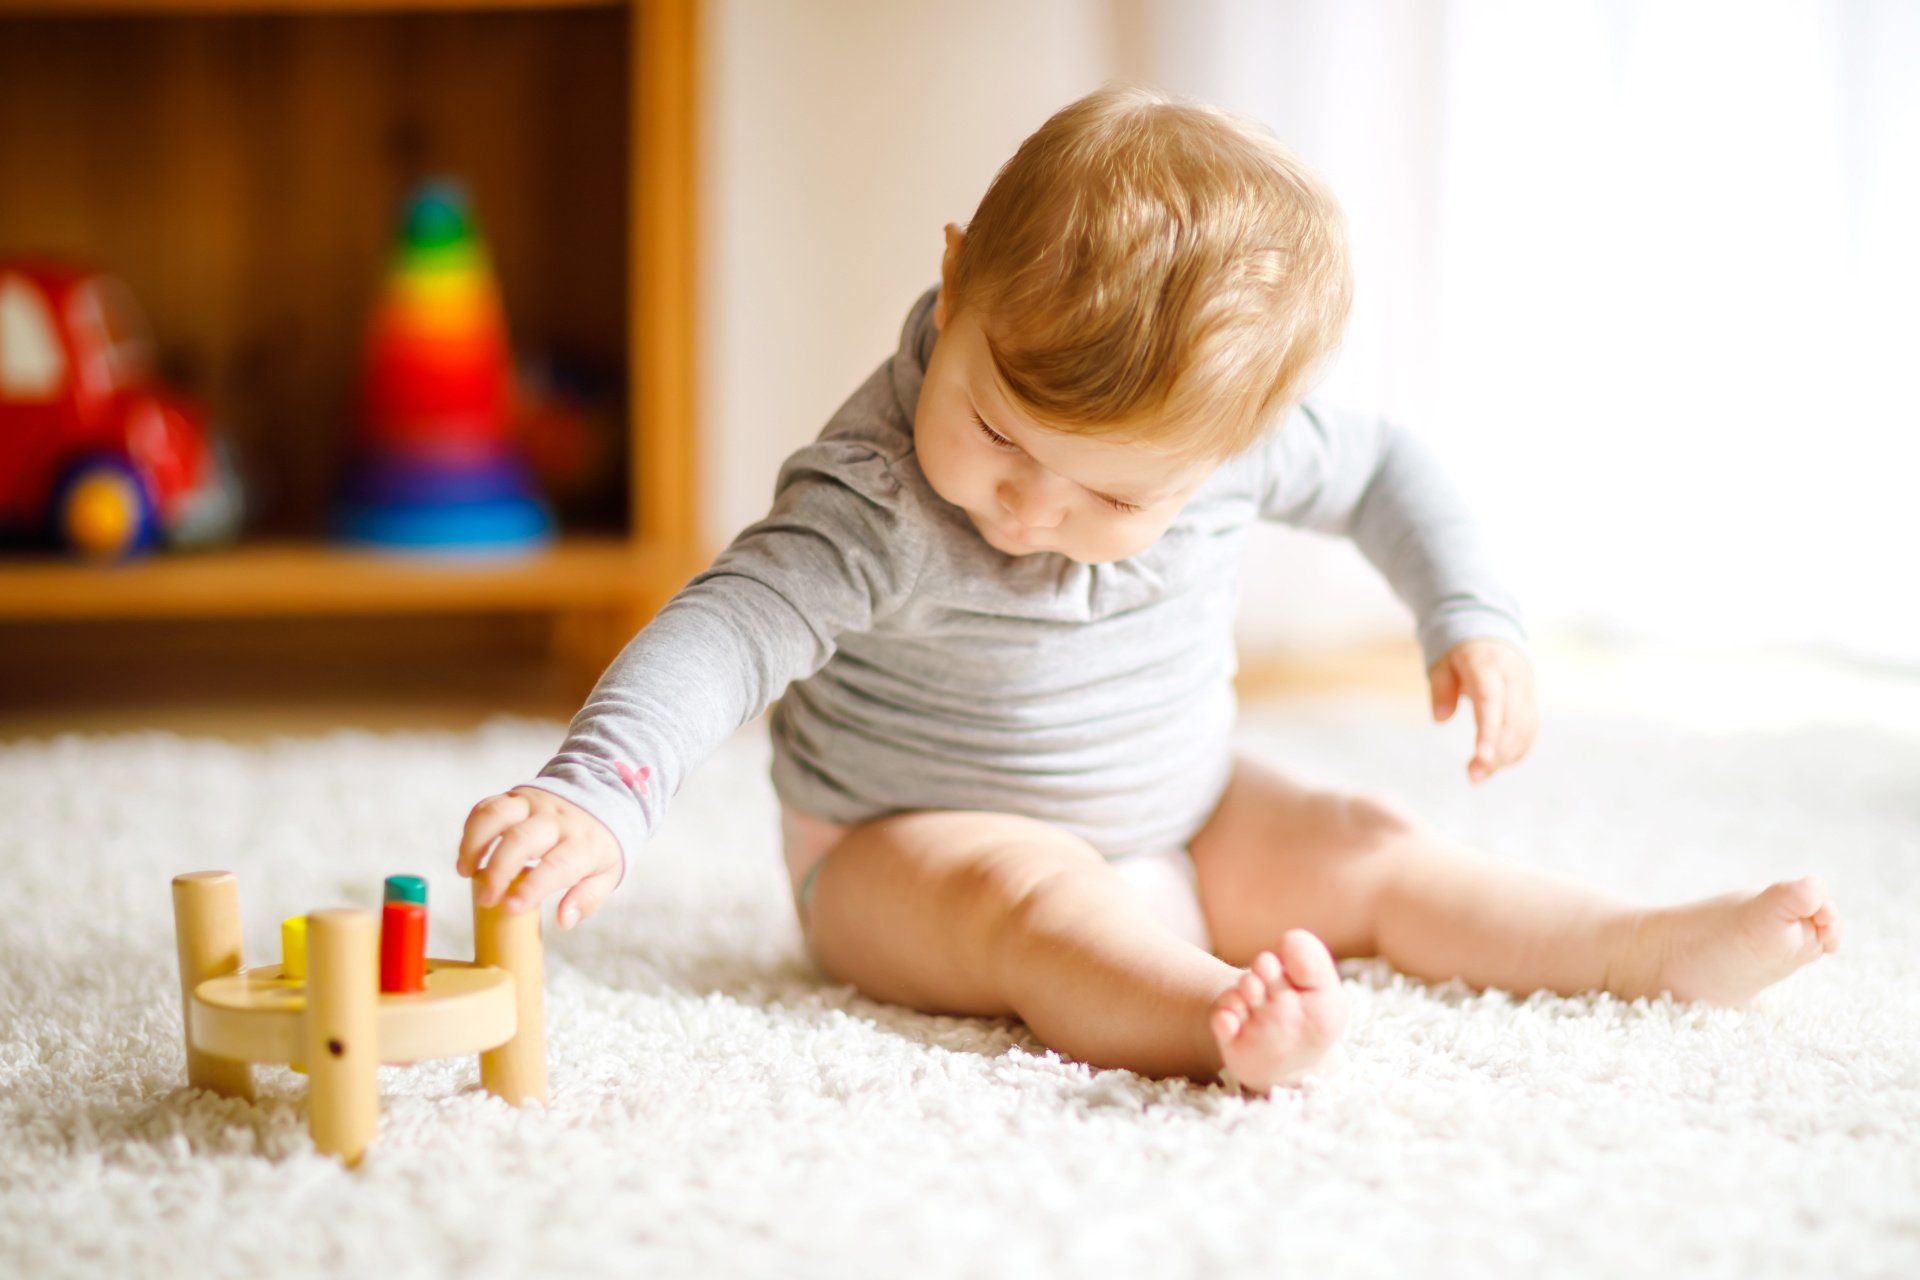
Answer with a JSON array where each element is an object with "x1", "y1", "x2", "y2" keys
[{"x1": 1106, "y1": 844, "x2": 1214, "y2": 954}]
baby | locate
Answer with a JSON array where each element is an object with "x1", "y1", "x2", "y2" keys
[{"x1": 455, "y1": 85, "x2": 1841, "y2": 1094}]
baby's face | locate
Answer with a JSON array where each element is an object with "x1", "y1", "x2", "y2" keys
[{"x1": 915, "y1": 300, "x2": 1214, "y2": 564}]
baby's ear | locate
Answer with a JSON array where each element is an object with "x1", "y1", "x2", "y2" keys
[{"x1": 937, "y1": 223, "x2": 966, "y2": 311}]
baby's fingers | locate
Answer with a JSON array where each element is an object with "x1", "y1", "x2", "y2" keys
[
  {"x1": 459, "y1": 791, "x2": 533, "y2": 876},
  {"x1": 1429, "y1": 660, "x2": 1462, "y2": 723},
  {"x1": 557, "y1": 868, "x2": 620, "y2": 931},
  {"x1": 1498, "y1": 696, "x2": 1539, "y2": 769},
  {"x1": 1468, "y1": 681, "x2": 1506, "y2": 784},
  {"x1": 477, "y1": 813, "x2": 560, "y2": 907},
  {"x1": 494, "y1": 837, "x2": 595, "y2": 918}
]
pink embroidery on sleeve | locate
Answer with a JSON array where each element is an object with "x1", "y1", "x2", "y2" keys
[{"x1": 615, "y1": 761, "x2": 652, "y2": 795}]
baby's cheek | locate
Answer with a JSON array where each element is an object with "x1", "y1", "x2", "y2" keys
[
  {"x1": 918, "y1": 435, "x2": 975, "y2": 508},
  {"x1": 1075, "y1": 519, "x2": 1165, "y2": 565}
]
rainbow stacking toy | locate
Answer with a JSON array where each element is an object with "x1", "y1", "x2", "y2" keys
[{"x1": 335, "y1": 179, "x2": 554, "y2": 554}]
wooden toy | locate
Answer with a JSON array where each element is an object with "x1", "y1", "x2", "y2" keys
[
  {"x1": 379, "y1": 901, "x2": 427, "y2": 993},
  {"x1": 0, "y1": 260, "x2": 242, "y2": 558},
  {"x1": 280, "y1": 914, "x2": 308, "y2": 980},
  {"x1": 384, "y1": 874, "x2": 427, "y2": 906},
  {"x1": 171, "y1": 869, "x2": 547, "y2": 1167},
  {"x1": 379, "y1": 874, "x2": 428, "y2": 993}
]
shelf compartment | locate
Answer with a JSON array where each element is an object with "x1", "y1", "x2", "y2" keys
[
  {"x1": 2, "y1": 2, "x2": 620, "y2": 14},
  {"x1": 0, "y1": 6, "x2": 634, "y2": 539}
]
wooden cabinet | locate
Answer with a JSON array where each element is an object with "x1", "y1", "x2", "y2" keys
[{"x1": 0, "y1": 0, "x2": 701, "y2": 691}]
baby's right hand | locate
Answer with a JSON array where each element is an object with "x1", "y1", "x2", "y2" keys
[{"x1": 457, "y1": 786, "x2": 622, "y2": 930}]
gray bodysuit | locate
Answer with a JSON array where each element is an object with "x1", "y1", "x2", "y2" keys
[{"x1": 521, "y1": 284, "x2": 1527, "y2": 885}]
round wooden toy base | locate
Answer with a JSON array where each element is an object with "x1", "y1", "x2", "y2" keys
[
  {"x1": 191, "y1": 961, "x2": 516, "y2": 1065},
  {"x1": 172, "y1": 870, "x2": 547, "y2": 1167}
]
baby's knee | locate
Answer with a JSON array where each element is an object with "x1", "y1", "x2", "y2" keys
[
  {"x1": 950, "y1": 825, "x2": 1106, "y2": 970},
  {"x1": 849, "y1": 808, "x2": 1102, "y2": 953},
  {"x1": 1337, "y1": 791, "x2": 1427, "y2": 855},
  {"x1": 960, "y1": 827, "x2": 1098, "y2": 917}
]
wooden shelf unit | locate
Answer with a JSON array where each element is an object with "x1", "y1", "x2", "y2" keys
[
  {"x1": 0, "y1": 535, "x2": 664, "y2": 618},
  {"x1": 1, "y1": 0, "x2": 622, "y2": 13},
  {"x1": 0, "y1": 0, "x2": 702, "y2": 688},
  {"x1": 5, "y1": 1, "x2": 619, "y2": 11}
]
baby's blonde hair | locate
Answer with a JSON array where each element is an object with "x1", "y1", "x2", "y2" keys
[{"x1": 947, "y1": 83, "x2": 1353, "y2": 460}]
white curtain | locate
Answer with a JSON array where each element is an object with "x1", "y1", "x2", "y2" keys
[{"x1": 1130, "y1": 1, "x2": 1920, "y2": 667}]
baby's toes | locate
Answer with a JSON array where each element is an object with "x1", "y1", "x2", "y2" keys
[
  {"x1": 1237, "y1": 969, "x2": 1271, "y2": 1010},
  {"x1": 1812, "y1": 903, "x2": 1843, "y2": 952},
  {"x1": 1276, "y1": 928, "x2": 1338, "y2": 991},
  {"x1": 1768, "y1": 875, "x2": 1827, "y2": 921},
  {"x1": 1212, "y1": 988, "x2": 1250, "y2": 1037},
  {"x1": 1253, "y1": 950, "x2": 1284, "y2": 987}
]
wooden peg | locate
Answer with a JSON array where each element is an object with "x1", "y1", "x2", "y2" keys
[
  {"x1": 305, "y1": 908, "x2": 380, "y2": 1166},
  {"x1": 171, "y1": 871, "x2": 254, "y2": 1101},
  {"x1": 473, "y1": 872, "x2": 548, "y2": 1107}
]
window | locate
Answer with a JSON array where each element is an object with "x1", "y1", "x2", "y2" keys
[{"x1": 0, "y1": 274, "x2": 66, "y2": 401}]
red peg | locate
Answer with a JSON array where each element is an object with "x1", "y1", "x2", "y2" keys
[{"x1": 379, "y1": 901, "x2": 427, "y2": 993}]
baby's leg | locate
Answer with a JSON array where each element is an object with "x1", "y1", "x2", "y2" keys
[
  {"x1": 1190, "y1": 755, "x2": 1841, "y2": 1004},
  {"x1": 801, "y1": 809, "x2": 1343, "y2": 1088}
]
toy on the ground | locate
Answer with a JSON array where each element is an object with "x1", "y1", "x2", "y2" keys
[
  {"x1": 333, "y1": 179, "x2": 554, "y2": 555},
  {"x1": 0, "y1": 260, "x2": 243, "y2": 559},
  {"x1": 379, "y1": 873, "x2": 428, "y2": 994},
  {"x1": 171, "y1": 867, "x2": 547, "y2": 1167}
]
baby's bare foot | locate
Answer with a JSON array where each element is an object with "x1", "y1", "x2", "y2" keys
[
  {"x1": 1631, "y1": 875, "x2": 1842, "y2": 1005},
  {"x1": 1208, "y1": 928, "x2": 1348, "y2": 1094}
]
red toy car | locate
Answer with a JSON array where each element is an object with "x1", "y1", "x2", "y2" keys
[{"x1": 0, "y1": 260, "x2": 241, "y2": 558}]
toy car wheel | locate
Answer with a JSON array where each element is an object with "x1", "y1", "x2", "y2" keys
[{"x1": 51, "y1": 455, "x2": 158, "y2": 560}]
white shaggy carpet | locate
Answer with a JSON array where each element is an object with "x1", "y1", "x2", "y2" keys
[{"x1": 2, "y1": 700, "x2": 1917, "y2": 1279}]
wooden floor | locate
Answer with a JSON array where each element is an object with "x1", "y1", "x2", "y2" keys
[{"x1": 0, "y1": 614, "x2": 590, "y2": 741}]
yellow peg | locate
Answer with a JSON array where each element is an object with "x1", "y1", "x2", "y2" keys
[
  {"x1": 283, "y1": 914, "x2": 311, "y2": 1074},
  {"x1": 281, "y1": 915, "x2": 309, "y2": 980}
]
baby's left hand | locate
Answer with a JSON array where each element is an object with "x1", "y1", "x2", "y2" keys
[{"x1": 1428, "y1": 638, "x2": 1538, "y2": 784}]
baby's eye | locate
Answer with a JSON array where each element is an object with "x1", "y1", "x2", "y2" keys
[
  {"x1": 971, "y1": 412, "x2": 1018, "y2": 451},
  {"x1": 1095, "y1": 493, "x2": 1142, "y2": 515}
]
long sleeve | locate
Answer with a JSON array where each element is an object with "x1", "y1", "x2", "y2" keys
[
  {"x1": 518, "y1": 440, "x2": 929, "y2": 885},
  {"x1": 1257, "y1": 401, "x2": 1528, "y2": 667}
]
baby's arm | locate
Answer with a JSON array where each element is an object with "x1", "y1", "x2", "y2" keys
[
  {"x1": 457, "y1": 441, "x2": 926, "y2": 926},
  {"x1": 1257, "y1": 401, "x2": 1535, "y2": 780}
]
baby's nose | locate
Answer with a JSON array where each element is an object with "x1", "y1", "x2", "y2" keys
[{"x1": 997, "y1": 480, "x2": 1065, "y2": 529}]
